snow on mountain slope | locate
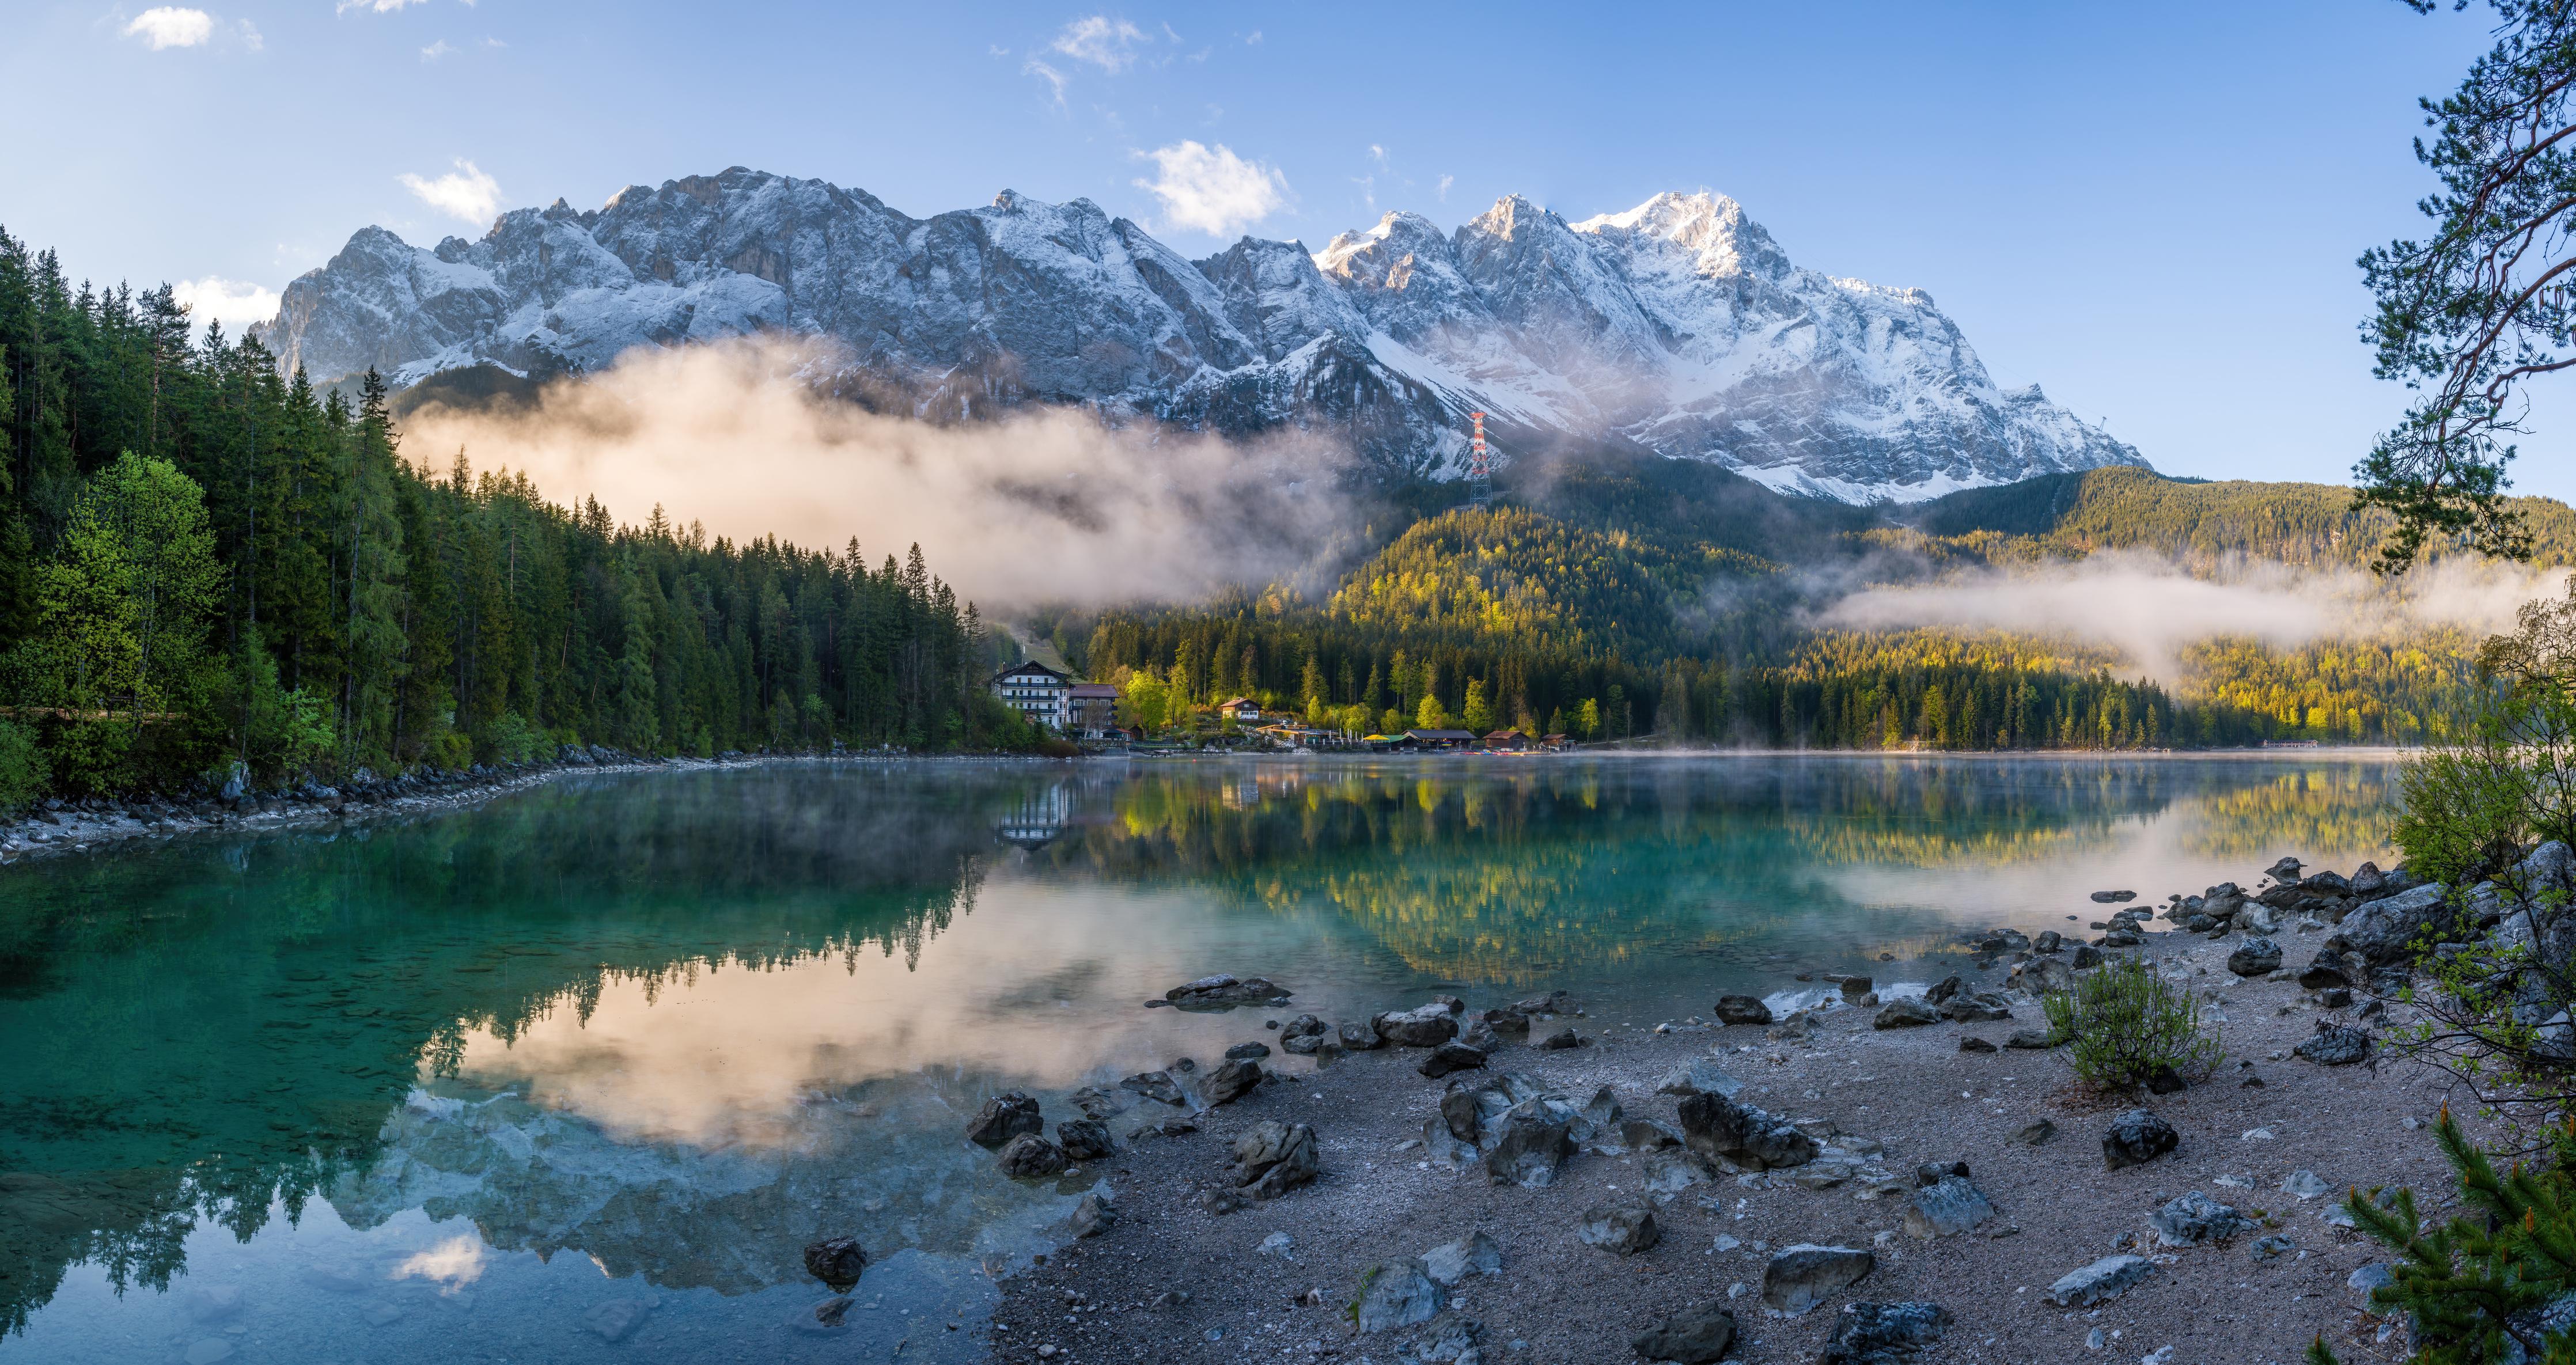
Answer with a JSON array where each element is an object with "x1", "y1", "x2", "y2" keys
[{"x1": 257, "y1": 169, "x2": 2145, "y2": 502}]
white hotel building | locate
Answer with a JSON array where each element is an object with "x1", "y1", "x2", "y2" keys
[{"x1": 990, "y1": 661, "x2": 1073, "y2": 731}]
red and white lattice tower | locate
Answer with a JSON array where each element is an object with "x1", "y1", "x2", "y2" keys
[{"x1": 1467, "y1": 410, "x2": 1493, "y2": 505}]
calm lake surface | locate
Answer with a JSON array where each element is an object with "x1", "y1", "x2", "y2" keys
[{"x1": 0, "y1": 754, "x2": 2399, "y2": 1364}]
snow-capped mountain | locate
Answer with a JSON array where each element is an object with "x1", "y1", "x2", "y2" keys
[{"x1": 256, "y1": 168, "x2": 2146, "y2": 503}]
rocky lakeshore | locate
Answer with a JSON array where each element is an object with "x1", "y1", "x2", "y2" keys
[
  {"x1": 0, "y1": 748, "x2": 1089, "y2": 867},
  {"x1": 959, "y1": 857, "x2": 2494, "y2": 1365}
]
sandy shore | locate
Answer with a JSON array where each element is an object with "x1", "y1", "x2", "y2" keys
[{"x1": 986, "y1": 922, "x2": 2469, "y2": 1365}]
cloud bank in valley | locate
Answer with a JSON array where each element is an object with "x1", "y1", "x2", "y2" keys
[
  {"x1": 1816, "y1": 549, "x2": 2573, "y2": 681},
  {"x1": 399, "y1": 337, "x2": 1358, "y2": 613}
]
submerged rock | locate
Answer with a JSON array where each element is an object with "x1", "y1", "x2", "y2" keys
[
  {"x1": 801, "y1": 1237, "x2": 868, "y2": 1291},
  {"x1": 1164, "y1": 973, "x2": 1292, "y2": 1009},
  {"x1": 1055, "y1": 1118, "x2": 1113, "y2": 1162}
]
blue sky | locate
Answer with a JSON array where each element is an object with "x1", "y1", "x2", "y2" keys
[{"x1": 1, "y1": 1, "x2": 2552, "y2": 496}]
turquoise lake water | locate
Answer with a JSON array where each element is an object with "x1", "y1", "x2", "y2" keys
[{"x1": 0, "y1": 754, "x2": 2400, "y2": 1363}]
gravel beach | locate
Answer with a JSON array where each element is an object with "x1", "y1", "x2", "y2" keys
[{"x1": 982, "y1": 905, "x2": 2475, "y2": 1365}]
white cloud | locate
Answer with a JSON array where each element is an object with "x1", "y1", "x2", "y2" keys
[
  {"x1": 338, "y1": 0, "x2": 428, "y2": 12},
  {"x1": 236, "y1": 18, "x2": 260, "y2": 50},
  {"x1": 1369, "y1": 144, "x2": 1389, "y2": 169},
  {"x1": 1132, "y1": 141, "x2": 1290, "y2": 237},
  {"x1": 480, "y1": 36, "x2": 503, "y2": 48},
  {"x1": 420, "y1": 39, "x2": 454, "y2": 60},
  {"x1": 1437, "y1": 173, "x2": 1453, "y2": 202},
  {"x1": 391, "y1": 1235, "x2": 486, "y2": 1294},
  {"x1": 1051, "y1": 15, "x2": 1145, "y2": 71},
  {"x1": 1245, "y1": 29, "x2": 1263, "y2": 44},
  {"x1": 397, "y1": 158, "x2": 504, "y2": 225},
  {"x1": 123, "y1": 7, "x2": 214, "y2": 49},
  {"x1": 1023, "y1": 58, "x2": 1068, "y2": 106},
  {"x1": 172, "y1": 276, "x2": 281, "y2": 333}
]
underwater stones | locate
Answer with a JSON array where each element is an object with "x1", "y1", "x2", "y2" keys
[{"x1": 801, "y1": 1237, "x2": 869, "y2": 1291}]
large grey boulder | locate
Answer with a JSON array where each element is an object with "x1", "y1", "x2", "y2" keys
[
  {"x1": 1762, "y1": 1244, "x2": 1876, "y2": 1315},
  {"x1": 2335, "y1": 882, "x2": 2450, "y2": 964},
  {"x1": 1937, "y1": 991, "x2": 2013, "y2": 1022},
  {"x1": 2048, "y1": 1254, "x2": 2157, "y2": 1306},
  {"x1": 1055, "y1": 1118, "x2": 1113, "y2": 1161},
  {"x1": 1337, "y1": 1018, "x2": 1385, "y2": 1051},
  {"x1": 1418, "y1": 1041, "x2": 1488, "y2": 1078},
  {"x1": 2016, "y1": 957, "x2": 2077, "y2": 994},
  {"x1": 1631, "y1": 1303, "x2": 1736, "y2": 1364},
  {"x1": 1353, "y1": 1259, "x2": 1445, "y2": 1333}
]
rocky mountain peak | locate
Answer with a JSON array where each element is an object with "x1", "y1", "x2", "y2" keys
[{"x1": 256, "y1": 169, "x2": 2148, "y2": 503}]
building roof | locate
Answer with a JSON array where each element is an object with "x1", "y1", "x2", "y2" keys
[
  {"x1": 991, "y1": 661, "x2": 1071, "y2": 684},
  {"x1": 1406, "y1": 729, "x2": 1478, "y2": 741},
  {"x1": 1542, "y1": 733, "x2": 1570, "y2": 742},
  {"x1": 1067, "y1": 683, "x2": 1119, "y2": 699},
  {"x1": 1484, "y1": 729, "x2": 1529, "y2": 741},
  {"x1": 1218, "y1": 696, "x2": 1260, "y2": 710}
]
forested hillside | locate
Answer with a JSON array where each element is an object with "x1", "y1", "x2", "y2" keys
[{"x1": 0, "y1": 226, "x2": 1024, "y2": 803}]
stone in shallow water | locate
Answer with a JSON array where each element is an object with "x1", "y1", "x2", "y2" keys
[
  {"x1": 965, "y1": 1092, "x2": 1042, "y2": 1147},
  {"x1": 582, "y1": 1298, "x2": 652, "y2": 1343},
  {"x1": 802, "y1": 1236, "x2": 869, "y2": 1290},
  {"x1": 996, "y1": 1133, "x2": 1068, "y2": 1179}
]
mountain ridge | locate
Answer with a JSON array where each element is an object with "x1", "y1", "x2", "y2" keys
[{"x1": 256, "y1": 167, "x2": 2150, "y2": 505}]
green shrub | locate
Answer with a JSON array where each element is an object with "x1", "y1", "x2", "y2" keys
[
  {"x1": 2041, "y1": 955, "x2": 2225, "y2": 1091},
  {"x1": 476, "y1": 712, "x2": 544, "y2": 765},
  {"x1": 0, "y1": 719, "x2": 43, "y2": 813},
  {"x1": 2310, "y1": 1109, "x2": 2576, "y2": 1365}
]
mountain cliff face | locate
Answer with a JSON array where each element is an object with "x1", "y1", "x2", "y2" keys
[{"x1": 257, "y1": 168, "x2": 2146, "y2": 503}]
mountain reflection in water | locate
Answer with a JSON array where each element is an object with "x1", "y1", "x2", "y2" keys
[{"x1": 0, "y1": 756, "x2": 2396, "y2": 1360}]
